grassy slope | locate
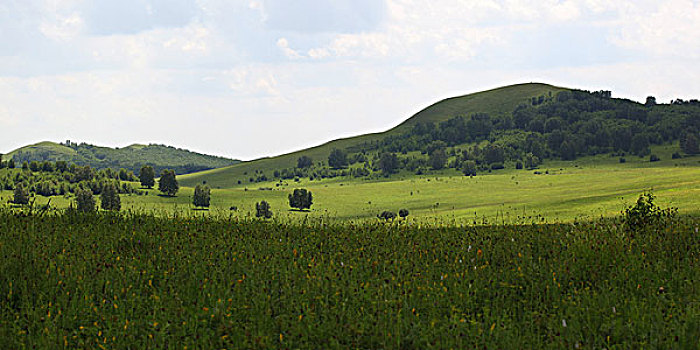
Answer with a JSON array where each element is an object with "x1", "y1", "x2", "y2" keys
[
  {"x1": 4, "y1": 141, "x2": 239, "y2": 174},
  {"x1": 180, "y1": 83, "x2": 565, "y2": 188},
  {"x1": 4, "y1": 141, "x2": 78, "y2": 159},
  {"x1": 6, "y1": 145, "x2": 691, "y2": 223}
]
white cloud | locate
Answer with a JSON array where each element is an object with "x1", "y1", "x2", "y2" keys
[{"x1": 2, "y1": 0, "x2": 700, "y2": 160}]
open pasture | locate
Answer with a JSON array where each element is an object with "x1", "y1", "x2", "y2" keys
[{"x1": 1, "y1": 210, "x2": 699, "y2": 348}]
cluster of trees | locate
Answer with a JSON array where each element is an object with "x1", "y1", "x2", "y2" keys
[
  {"x1": 0, "y1": 159, "x2": 188, "y2": 211},
  {"x1": 9, "y1": 141, "x2": 237, "y2": 176}
]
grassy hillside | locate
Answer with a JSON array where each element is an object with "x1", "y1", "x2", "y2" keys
[
  {"x1": 180, "y1": 83, "x2": 564, "y2": 188},
  {"x1": 4, "y1": 141, "x2": 239, "y2": 175},
  {"x1": 5, "y1": 145, "x2": 693, "y2": 223}
]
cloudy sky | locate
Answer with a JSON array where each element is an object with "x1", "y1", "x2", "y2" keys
[{"x1": 2, "y1": 0, "x2": 699, "y2": 160}]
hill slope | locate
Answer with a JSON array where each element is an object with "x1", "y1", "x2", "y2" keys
[
  {"x1": 4, "y1": 141, "x2": 239, "y2": 175},
  {"x1": 180, "y1": 83, "x2": 565, "y2": 188}
]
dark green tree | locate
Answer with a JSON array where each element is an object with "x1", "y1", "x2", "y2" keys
[
  {"x1": 13, "y1": 183, "x2": 29, "y2": 205},
  {"x1": 193, "y1": 184, "x2": 211, "y2": 208},
  {"x1": 631, "y1": 134, "x2": 650, "y2": 156},
  {"x1": 158, "y1": 169, "x2": 179, "y2": 196},
  {"x1": 288, "y1": 188, "x2": 313, "y2": 210},
  {"x1": 681, "y1": 133, "x2": 699, "y2": 154},
  {"x1": 399, "y1": 208, "x2": 409, "y2": 219},
  {"x1": 8, "y1": 158, "x2": 15, "y2": 169},
  {"x1": 462, "y1": 160, "x2": 477, "y2": 176},
  {"x1": 328, "y1": 149, "x2": 348, "y2": 169},
  {"x1": 75, "y1": 188, "x2": 95, "y2": 212},
  {"x1": 29, "y1": 161, "x2": 39, "y2": 172},
  {"x1": 22, "y1": 161, "x2": 28, "y2": 170},
  {"x1": 297, "y1": 156, "x2": 313, "y2": 169},
  {"x1": 429, "y1": 148, "x2": 448, "y2": 170},
  {"x1": 256, "y1": 200, "x2": 273, "y2": 219},
  {"x1": 559, "y1": 140, "x2": 576, "y2": 160},
  {"x1": 524, "y1": 153, "x2": 540, "y2": 169},
  {"x1": 645, "y1": 96, "x2": 656, "y2": 107},
  {"x1": 74, "y1": 166, "x2": 95, "y2": 182},
  {"x1": 100, "y1": 183, "x2": 121, "y2": 211},
  {"x1": 139, "y1": 165, "x2": 156, "y2": 188},
  {"x1": 378, "y1": 152, "x2": 399, "y2": 175}
]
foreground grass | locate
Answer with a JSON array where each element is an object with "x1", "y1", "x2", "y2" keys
[{"x1": 1, "y1": 210, "x2": 699, "y2": 348}]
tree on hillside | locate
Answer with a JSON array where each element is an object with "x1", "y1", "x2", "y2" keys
[
  {"x1": 681, "y1": 133, "x2": 699, "y2": 154},
  {"x1": 631, "y1": 134, "x2": 650, "y2": 156},
  {"x1": 429, "y1": 148, "x2": 448, "y2": 170},
  {"x1": 100, "y1": 182, "x2": 121, "y2": 211},
  {"x1": 158, "y1": 169, "x2": 179, "y2": 196},
  {"x1": 139, "y1": 165, "x2": 156, "y2": 188},
  {"x1": 8, "y1": 158, "x2": 15, "y2": 169},
  {"x1": 328, "y1": 149, "x2": 348, "y2": 169},
  {"x1": 462, "y1": 160, "x2": 477, "y2": 176},
  {"x1": 13, "y1": 183, "x2": 29, "y2": 205},
  {"x1": 297, "y1": 156, "x2": 313, "y2": 169},
  {"x1": 75, "y1": 188, "x2": 95, "y2": 212},
  {"x1": 288, "y1": 188, "x2": 313, "y2": 211},
  {"x1": 645, "y1": 96, "x2": 657, "y2": 107},
  {"x1": 74, "y1": 165, "x2": 95, "y2": 182},
  {"x1": 256, "y1": 201, "x2": 273, "y2": 219},
  {"x1": 193, "y1": 184, "x2": 211, "y2": 208},
  {"x1": 378, "y1": 152, "x2": 399, "y2": 175}
]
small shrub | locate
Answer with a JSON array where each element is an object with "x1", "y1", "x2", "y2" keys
[
  {"x1": 623, "y1": 192, "x2": 677, "y2": 232},
  {"x1": 515, "y1": 161, "x2": 523, "y2": 170},
  {"x1": 649, "y1": 154, "x2": 660, "y2": 162},
  {"x1": 671, "y1": 152, "x2": 681, "y2": 159},
  {"x1": 399, "y1": 208, "x2": 409, "y2": 218},
  {"x1": 490, "y1": 162, "x2": 504, "y2": 170},
  {"x1": 255, "y1": 201, "x2": 273, "y2": 219},
  {"x1": 378, "y1": 211, "x2": 397, "y2": 221},
  {"x1": 619, "y1": 157, "x2": 626, "y2": 163}
]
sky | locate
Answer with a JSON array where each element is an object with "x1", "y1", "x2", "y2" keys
[{"x1": 2, "y1": 0, "x2": 700, "y2": 160}]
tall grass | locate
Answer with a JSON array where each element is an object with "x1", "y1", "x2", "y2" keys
[{"x1": 1, "y1": 209, "x2": 699, "y2": 348}]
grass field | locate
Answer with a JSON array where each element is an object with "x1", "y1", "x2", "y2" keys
[
  {"x1": 2, "y1": 147, "x2": 698, "y2": 223},
  {"x1": 1, "y1": 209, "x2": 698, "y2": 348}
]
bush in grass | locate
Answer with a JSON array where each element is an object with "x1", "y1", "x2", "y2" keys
[
  {"x1": 255, "y1": 201, "x2": 273, "y2": 219},
  {"x1": 399, "y1": 208, "x2": 409, "y2": 219},
  {"x1": 378, "y1": 211, "x2": 397, "y2": 221},
  {"x1": 13, "y1": 183, "x2": 29, "y2": 205},
  {"x1": 288, "y1": 188, "x2": 313, "y2": 211},
  {"x1": 193, "y1": 184, "x2": 211, "y2": 209},
  {"x1": 100, "y1": 183, "x2": 121, "y2": 211},
  {"x1": 623, "y1": 192, "x2": 677, "y2": 232},
  {"x1": 75, "y1": 188, "x2": 95, "y2": 212},
  {"x1": 649, "y1": 154, "x2": 660, "y2": 162}
]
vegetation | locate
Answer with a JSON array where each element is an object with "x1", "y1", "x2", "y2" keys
[
  {"x1": 12, "y1": 183, "x2": 29, "y2": 205},
  {"x1": 193, "y1": 184, "x2": 211, "y2": 209},
  {"x1": 1, "y1": 205, "x2": 697, "y2": 348},
  {"x1": 139, "y1": 165, "x2": 155, "y2": 189},
  {"x1": 256, "y1": 200, "x2": 273, "y2": 219},
  {"x1": 100, "y1": 182, "x2": 121, "y2": 211},
  {"x1": 179, "y1": 83, "x2": 700, "y2": 189},
  {"x1": 75, "y1": 188, "x2": 95, "y2": 213},
  {"x1": 288, "y1": 188, "x2": 313, "y2": 211},
  {"x1": 5, "y1": 141, "x2": 238, "y2": 176},
  {"x1": 158, "y1": 170, "x2": 179, "y2": 197}
]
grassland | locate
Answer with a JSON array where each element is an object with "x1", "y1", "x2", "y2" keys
[
  {"x1": 1, "y1": 146, "x2": 698, "y2": 223},
  {"x1": 1, "y1": 209, "x2": 698, "y2": 348},
  {"x1": 178, "y1": 83, "x2": 564, "y2": 188}
]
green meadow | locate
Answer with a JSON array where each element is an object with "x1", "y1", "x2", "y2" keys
[{"x1": 4, "y1": 148, "x2": 697, "y2": 223}]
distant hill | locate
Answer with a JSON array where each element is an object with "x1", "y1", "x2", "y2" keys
[
  {"x1": 180, "y1": 83, "x2": 565, "y2": 187},
  {"x1": 4, "y1": 141, "x2": 239, "y2": 175}
]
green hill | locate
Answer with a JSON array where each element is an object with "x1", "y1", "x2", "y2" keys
[
  {"x1": 4, "y1": 141, "x2": 239, "y2": 176},
  {"x1": 180, "y1": 83, "x2": 565, "y2": 188}
]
